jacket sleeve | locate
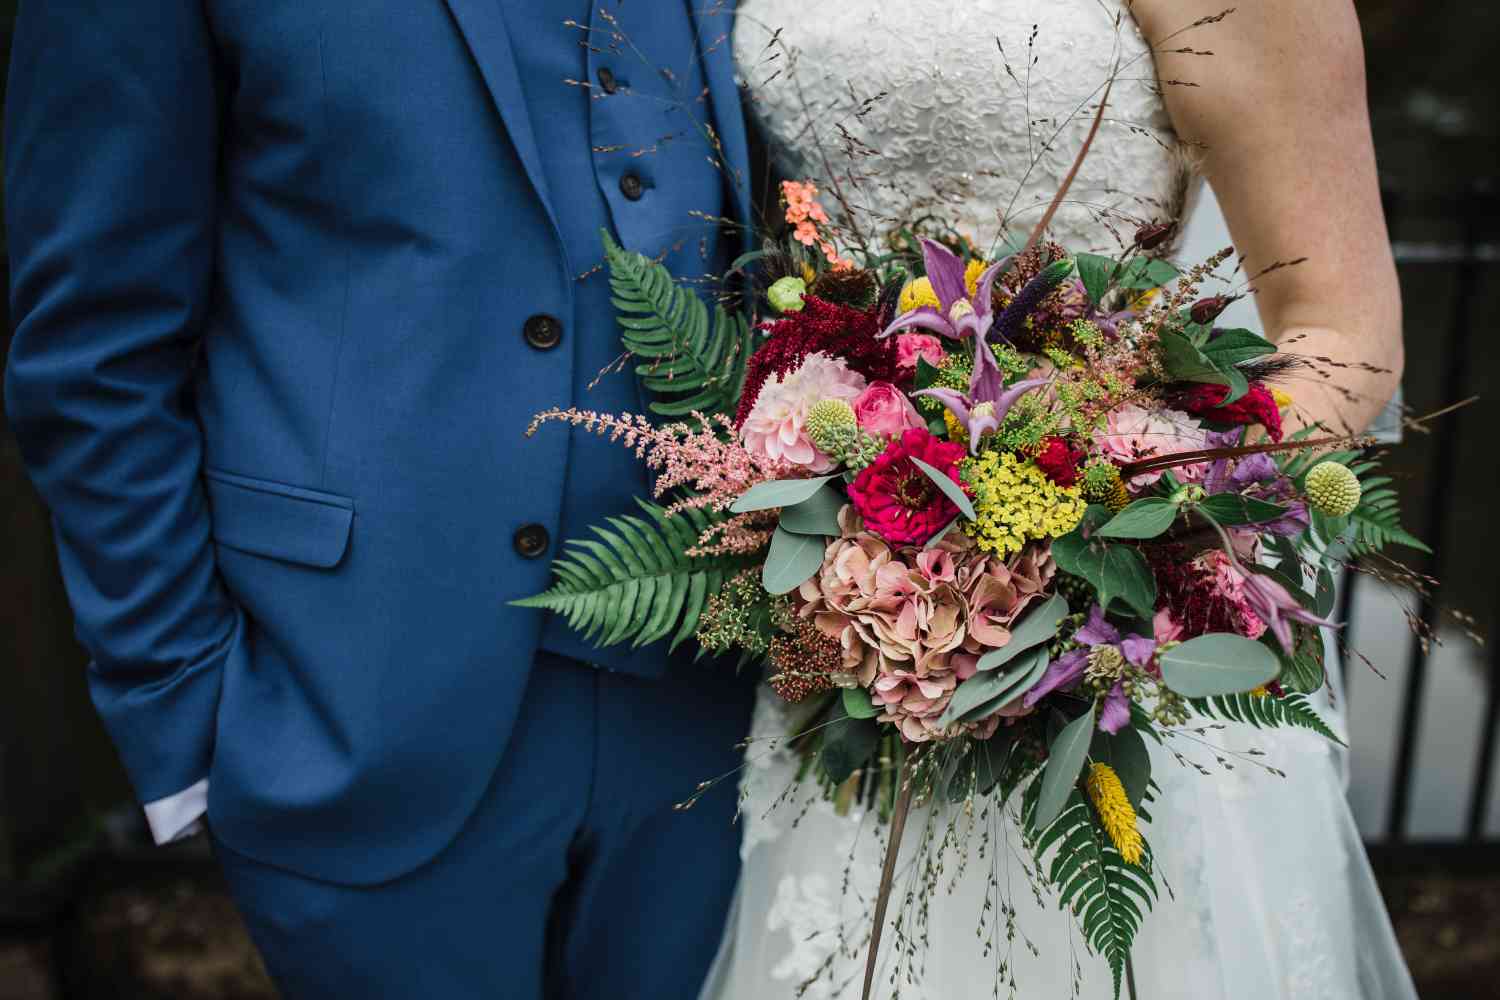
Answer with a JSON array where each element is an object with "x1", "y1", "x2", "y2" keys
[{"x1": 4, "y1": 1, "x2": 242, "y2": 804}]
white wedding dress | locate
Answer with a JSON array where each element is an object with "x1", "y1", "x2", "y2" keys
[{"x1": 701, "y1": 3, "x2": 1420, "y2": 998}]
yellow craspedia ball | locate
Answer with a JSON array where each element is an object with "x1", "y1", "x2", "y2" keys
[
  {"x1": 1271, "y1": 388, "x2": 1294, "y2": 409},
  {"x1": 1305, "y1": 461, "x2": 1361, "y2": 518},
  {"x1": 898, "y1": 277, "x2": 940, "y2": 314}
]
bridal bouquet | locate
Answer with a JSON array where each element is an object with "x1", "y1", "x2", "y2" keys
[{"x1": 519, "y1": 181, "x2": 1422, "y2": 995}]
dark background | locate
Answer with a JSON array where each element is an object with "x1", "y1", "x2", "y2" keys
[{"x1": 1, "y1": 1, "x2": 1497, "y2": 996}]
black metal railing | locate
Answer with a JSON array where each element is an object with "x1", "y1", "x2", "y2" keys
[{"x1": 1366, "y1": 181, "x2": 1499, "y2": 848}]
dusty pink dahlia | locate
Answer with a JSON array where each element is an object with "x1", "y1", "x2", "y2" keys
[
  {"x1": 846, "y1": 428, "x2": 967, "y2": 545},
  {"x1": 740, "y1": 352, "x2": 867, "y2": 472}
]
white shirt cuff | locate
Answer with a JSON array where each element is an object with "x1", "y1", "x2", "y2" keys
[{"x1": 143, "y1": 778, "x2": 209, "y2": 844}]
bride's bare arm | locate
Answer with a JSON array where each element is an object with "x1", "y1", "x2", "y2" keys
[{"x1": 1132, "y1": 0, "x2": 1403, "y2": 435}]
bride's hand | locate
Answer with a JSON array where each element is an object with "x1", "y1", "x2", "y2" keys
[{"x1": 1134, "y1": 0, "x2": 1403, "y2": 437}]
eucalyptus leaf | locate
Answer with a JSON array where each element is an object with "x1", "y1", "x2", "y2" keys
[
  {"x1": 975, "y1": 728, "x2": 1018, "y2": 796},
  {"x1": 1097, "y1": 498, "x2": 1180, "y2": 540},
  {"x1": 762, "y1": 526, "x2": 826, "y2": 595},
  {"x1": 1197, "y1": 493, "x2": 1289, "y2": 527},
  {"x1": 976, "y1": 594, "x2": 1069, "y2": 671},
  {"x1": 911, "y1": 456, "x2": 978, "y2": 521},
  {"x1": 1091, "y1": 725, "x2": 1151, "y2": 810},
  {"x1": 951, "y1": 647, "x2": 1052, "y2": 724},
  {"x1": 923, "y1": 516, "x2": 960, "y2": 550},
  {"x1": 779, "y1": 484, "x2": 845, "y2": 536},
  {"x1": 1052, "y1": 508, "x2": 1157, "y2": 619},
  {"x1": 1159, "y1": 633, "x2": 1280, "y2": 698},
  {"x1": 1035, "y1": 706, "x2": 1096, "y2": 829},
  {"x1": 731, "y1": 475, "x2": 836, "y2": 513},
  {"x1": 842, "y1": 685, "x2": 879, "y2": 720}
]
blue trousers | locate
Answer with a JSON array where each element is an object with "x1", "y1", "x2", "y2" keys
[{"x1": 214, "y1": 653, "x2": 755, "y2": 998}]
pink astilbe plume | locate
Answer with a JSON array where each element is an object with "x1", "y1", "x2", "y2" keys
[{"x1": 525, "y1": 409, "x2": 795, "y2": 515}]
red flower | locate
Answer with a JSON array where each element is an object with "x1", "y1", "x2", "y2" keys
[
  {"x1": 1034, "y1": 436, "x2": 1086, "y2": 487},
  {"x1": 735, "y1": 296, "x2": 901, "y2": 428},
  {"x1": 847, "y1": 429, "x2": 968, "y2": 545},
  {"x1": 1180, "y1": 382, "x2": 1283, "y2": 442}
]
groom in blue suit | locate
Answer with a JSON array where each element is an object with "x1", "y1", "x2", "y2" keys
[{"x1": 5, "y1": 1, "x2": 757, "y2": 995}]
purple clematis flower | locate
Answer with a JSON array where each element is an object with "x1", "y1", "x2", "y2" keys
[
  {"x1": 1201, "y1": 430, "x2": 1311, "y2": 537},
  {"x1": 912, "y1": 332, "x2": 1049, "y2": 454},
  {"x1": 1023, "y1": 606, "x2": 1156, "y2": 734},
  {"x1": 880, "y1": 238, "x2": 1009, "y2": 342}
]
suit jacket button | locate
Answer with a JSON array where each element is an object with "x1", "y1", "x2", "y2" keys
[
  {"x1": 619, "y1": 173, "x2": 645, "y2": 201},
  {"x1": 597, "y1": 67, "x2": 619, "y2": 94},
  {"x1": 523, "y1": 314, "x2": 563, "y2": 351},
  {"x1": 514, "y1": 523, "x2": 551, "y2": 559}
]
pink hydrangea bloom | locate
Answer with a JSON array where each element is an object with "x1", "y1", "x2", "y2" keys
[
  {"x1": 1094, "y1": 403, "x2": 1209, "y2": 488},
  {"x1": 795, "y1": 506, "x2": 1056, "y2": 742},
  {"x1": 852, "y1": 381, "x2": 925, "y2": 438},
  {"x1": 740, "y1": 352, "x2": 866, "y2": 472}
]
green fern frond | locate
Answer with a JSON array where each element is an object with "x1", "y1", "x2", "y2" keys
[
  {"x1": 603, "y1": 231, "x2": 757, "y2": 418},
  {"x1": 1023, "y1": 781, "x2": 1156, "y2": 999},
  {"x1": 1189, "y1": 692, "x2": 1345, "y2": 746},
  {"x1": 511, "y1": 500, "x2": 758, "y2": 651}
]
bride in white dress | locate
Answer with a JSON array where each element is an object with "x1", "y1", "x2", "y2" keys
[{"x1": 702, "y1": 1, "x2": 1418, "y2": 998}]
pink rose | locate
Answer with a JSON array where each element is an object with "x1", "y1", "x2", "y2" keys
[
  {"x1": 896, "y1": 333, "x2": 945, "y2": 374},
  {"x1": 852, "y1": 382, "x2": 924, "y2": 438}
]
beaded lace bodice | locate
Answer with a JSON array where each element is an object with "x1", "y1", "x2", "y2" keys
[{"x1": 733, "y1": 0, "x2": 1190, "y2": 253}]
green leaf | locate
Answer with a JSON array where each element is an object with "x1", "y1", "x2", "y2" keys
[
  {"x1": 778, "y1": 483, "x2": 844, "y2": 536},
  {"x1": 913, "y1": 356, "x2": 943, "y2": 390},
  {"x1": 1190, "y1": 691, "x2": 1344, "y2": 745},
  {"x1": 1097, "y1": 498, "x2": 1179, "y2": 540},
  {"x1": 762, "y1": 526, "x2": 826, "y2": 595},
  {"x1": 1159, "y1": 633, "x2": 1280, "y2": 697},
  {"x1": 1200, "y1": 328, "x2": 1277, "y2": 366},
  {"x1": 976, "y1": 594, "x2": 1069, "y2": 671},
  {"x1": 1313, "y1": 567, "x2": 1337, "y2": 619},
  {"x1": 944, "y1": 646, "x2": 1051, "y2": 725},
  {"x1": 819, "y1": 703, "x2": 880, "y2": 784},
  {"x1": 1035, "y1": 705, "x2": 1096, "y2": 829},
  {"x1": 911, "y1": 456, "x2": 977, "y2": 520},
  {"x1": 731, "y1": 475, "x2": 837, "y2": 513},
  {"x1": 1077, "y1": 253, "x2": 1114, "y2": 305},
  {"x1": 1119, "y1": 256, "x2": 1179, "y2": 290},
  {"x1": 1091, "y1": 726, "x2": 1151, "y2": 810},
  {"x1": 1197, "y1": 493, "x2": 1289, "y2": 527},
  {"x1": 842, "y1": 686, "x2": 879, "y2": 720},
  {"x1": 1159, "y1": 329, "x2": 1249, "y2": 402},
  {"x1": 511, "y1": 500, "x2": 755, "y2": 652},
  {"x1": 1052, "y1": 508, "x2": 1157, "y2": 619}
]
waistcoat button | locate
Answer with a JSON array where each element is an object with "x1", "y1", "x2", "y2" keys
[
  {"x1": 523, "y1": 314, "x2": 563, "y2": 351},
  {"x1": 513, "y1": 524, "x2": 551, "y2": 559}
]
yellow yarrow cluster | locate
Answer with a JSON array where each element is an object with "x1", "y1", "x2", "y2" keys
[
  {"x1": 960, "y1": 451, "x2": 1086, "y2": 556},
  {"x1": 898, "y1": 260, "x2": 989, "y2": 314},
  {"x1": 1084, "y1": 762, "x2": 1144, "y2": 865}
]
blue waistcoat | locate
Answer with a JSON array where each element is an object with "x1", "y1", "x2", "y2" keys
[
  {"x1": 4, "y1": 0, "x2": 752, "y2": 885},
  {"x1": 493, "y1": 0, "x2": 731, "y2": 668}
]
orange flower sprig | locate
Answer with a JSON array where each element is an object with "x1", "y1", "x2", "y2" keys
[{"x1": 781, "y1": 179, "x2": 854, "y2": 271}]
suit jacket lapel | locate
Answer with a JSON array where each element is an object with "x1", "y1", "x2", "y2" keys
[
  {"x1": 691, "y1": 1, "x2": 754, "y2": 242},
  {"x1": 441, "y1": 0, "x2": 560, "y2": 235}
]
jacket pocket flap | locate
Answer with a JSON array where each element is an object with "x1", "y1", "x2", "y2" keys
[{"x1": 205, "y1": 470, "x2": 354, "y2": 569}]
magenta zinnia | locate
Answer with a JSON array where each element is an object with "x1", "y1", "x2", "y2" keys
[{"x1": 847, "y1": 428, "x2": 968, "y2": 545}]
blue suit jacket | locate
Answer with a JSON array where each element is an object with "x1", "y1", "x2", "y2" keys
[{"x1": 4, "y1": 0, "x2": 752, "y2": 885}]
